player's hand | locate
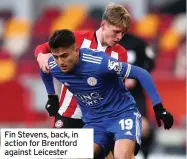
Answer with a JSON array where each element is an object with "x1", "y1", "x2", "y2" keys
[
  {"x1": 37, "y1": 53, "x2": 51, "y2": 73},
  {"x1": 45, "y1": 95, "x2": 59, "y2": 116},
  {"x1": 153, "y1": 103, "x2": 174, "y2": 130}
]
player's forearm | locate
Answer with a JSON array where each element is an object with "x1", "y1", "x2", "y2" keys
[
  {"x1": 34, "y1": 42, "x2": 50, "y2": 58},
  {"x1": 126, "y1": 65, "x2": 162, "y2": 106},
  {"x1": 40, "y1": 70, "x2": 55, "y2": 94}
]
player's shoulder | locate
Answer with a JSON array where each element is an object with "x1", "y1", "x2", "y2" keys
[
  {"x1": 48, "y1": 56, "x2": 54, "y2": 63},
  {"x1": 74, "y1": 30, "x2": 94, "y2": 39},
  {"x1": 74, "y1": 30, "x2": 95, "y2": 48},
  {"x1": 111, "y1": 44, "x2": 128, "y2": 62},
  {"x1": 79, "y1": 48, "x2": 106, "y2": 64},
  {"x1": 112, "y1": 44, "x2": 127, "y2": 54},
  {"x1": 48, "y1": 56, "x2": 58, "y2": 70},
  {"x1": 112, "y1": 44, "x2": 127, "y2": 57},
  {"x1": 80, "y1": 48, "x2": 106, "y2": 56}
]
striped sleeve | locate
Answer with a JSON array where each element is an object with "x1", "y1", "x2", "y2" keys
[
  {"x1": 123, "y1": 64, "x2": 131, "y2": 79},
  {"x1": 124, "y1": 64, "x2": 162, "y2": 106},
  {"x1": 82, "y1": 52, "x2": 103, "y2": 64},
  {"x1": 99, "y1": 53, "x2": 128, "y2": 77},
  {"x1": 101, "y1": 54, "x2": 162, "y2": 106}
]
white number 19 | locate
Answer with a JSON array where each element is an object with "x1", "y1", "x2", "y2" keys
[{"x1": 119, "y1": 119, "x2": 133, "y2": 130}]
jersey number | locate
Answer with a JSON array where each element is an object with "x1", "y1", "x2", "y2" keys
[{"x1": 119, "y1": 119, "x2": 133, "y2": 130}]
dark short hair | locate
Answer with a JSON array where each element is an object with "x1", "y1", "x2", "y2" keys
[{"x1": 49, "y1": 29, "x2": 76, "y2": 49}]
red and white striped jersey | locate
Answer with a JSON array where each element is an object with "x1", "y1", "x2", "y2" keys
[{"x1": 35, "y1": 30, "x2": 128, "y2": 119}]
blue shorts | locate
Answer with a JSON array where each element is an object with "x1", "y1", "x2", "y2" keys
[{"x1": 83, "y1": 107, "x2": 142, "y2": 156}]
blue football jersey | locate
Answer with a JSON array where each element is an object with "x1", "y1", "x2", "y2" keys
[{"x1": 48, "y1": 48, "x2": 137, "y2": 122}]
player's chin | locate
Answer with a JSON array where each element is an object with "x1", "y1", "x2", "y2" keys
[
  {"x1": 61, "y1": 68, "x2": 69, "y2": 73},
  {"x1": 109, "y1": 41, "x2": 117, "y2": 47}
]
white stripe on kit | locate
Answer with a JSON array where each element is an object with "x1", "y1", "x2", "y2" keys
[
  {"x1": 58, "y1": 88, "x2": 74, "y2": 114},
  {"x1": 49, "y1": 62, "x2": 57, "y2": 69},
  {"x1": 123, "y1": 64, "x2": 131, "y2": 79},
  {"x1": 96, "y1": 30, "x2": 107, "y2": 52},
  {"x1": 96, "y1": 42, "x2": 107, "y2": 52},
  {"x1": 59, "y1": 84, "x2": 65, "y2": 99},
  {"x1": 71, "y1": 105, "x2": 82, "y2": 119},
  {"x1": 49, "y1": 61, "x2": 56, "y2": 64},
  {"x1": 111, "y1": 51, "x2": 119, "y2": 60},
  {"x1": 81, "y1": 39, "x2": 92, "y2": 48},
  {"x1": 82, "y1": 59, "x2": 101, "y2": 64},
  {"x1": 82, "y1": 53, "x2": 102, "y2": 64},
  {"x1": 49, "y1": 63, "x2": 57, "y2": 67},
  {"x1": 49, "y1": 61, "x2": 56, "y2": 66},
  {"x1": 83, "y1": 53, "x2": 103, "y2": 60},
  {"x1": 134, "y1": 112, "x2": 141, "y2": 145},
  {"x1": 82, "y1": 55, "x2": 102, "y2": 62}
]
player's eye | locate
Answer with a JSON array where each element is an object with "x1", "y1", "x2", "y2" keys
[
  {"x1": 114, "y1": 30, "x2": 119, "y2": 33},
  {"x1": 53, "y1": 56, "x2": 58, "y2": 59},
  {"x1": 60, "y1": 54, "x2": 68, "y2": 58}
]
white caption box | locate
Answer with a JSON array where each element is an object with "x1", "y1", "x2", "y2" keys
[{"x1": 0, "y1": 128, "x2": 93, "y2": 159}]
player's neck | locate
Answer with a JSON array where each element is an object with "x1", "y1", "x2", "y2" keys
[{"x1": 96, "y1": 28, "x2": 107, "y2": 47}]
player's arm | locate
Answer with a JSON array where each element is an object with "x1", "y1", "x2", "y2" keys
[
  {"x1": 35, "y1": 42, "x2": 52, "y2": 73},
  {"x1": 40, "y1": 70, "x2": 59, "y2": 117},
  {"x1": 122, "y1": 64, "x2": 174, "y2": 130},
  {"x1": 117, "y1": 46, "x2": 136, "y2": 89},
  {"x1": 34, "y1": 42, "x2": 50, "y2": 57},
  {"x1": 101, "y1": 55, "x2": 174, "y2": 130},
  {"x1": 127, "y1": 45, "x2": 156, "y2": 89}
]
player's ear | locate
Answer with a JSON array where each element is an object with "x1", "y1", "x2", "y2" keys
[{"x1": 76, "y1": 48, "x2": 79, "y2": 55}]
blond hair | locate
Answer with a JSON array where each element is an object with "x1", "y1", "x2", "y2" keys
[{"x1": 102, "y1": 3, "x2": 131, "y2": 33}]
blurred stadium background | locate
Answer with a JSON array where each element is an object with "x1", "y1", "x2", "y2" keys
[{"x1": 0, "y1": 0, "x2": 186, "y2": 158}]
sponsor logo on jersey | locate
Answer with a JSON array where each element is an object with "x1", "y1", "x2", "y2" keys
[
  {"x1": 87, "y1": 77, "x2": 97, "y2": 86},
  {"x1": 74, "y1": 92, "x2": 103, "y2": 106},
  {"x1": 108, "y1": 59, "x2": 122, "y2": 74},
  {"x1": 124, "y1": 131, "x2": 132, "y2": 136}
]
